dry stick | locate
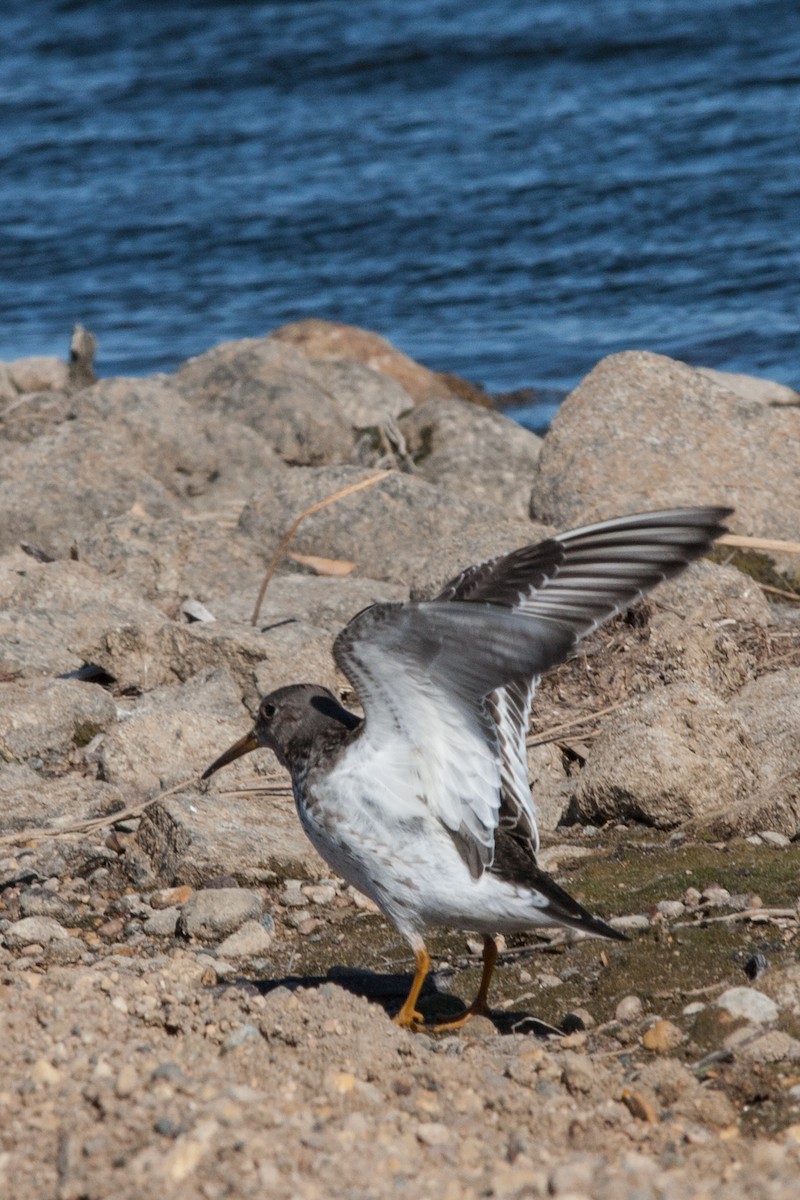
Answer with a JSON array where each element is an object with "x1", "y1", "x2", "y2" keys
[
  {"x1": 526, "y1": 700, "x2": 626, "y2": 746},
  {"x1": 717, "y1": 532, "x2": 800, "y2": 555},
  {"x1": 758, "y1": 582, "x2": 800, "y2": 602},
  {"x1": 250, "y1": 470, "x2": 390, "y2": 626},
  {"x1": 0, "y1": 778, "x2": 193, "y2": 848},
  {"x1": 673, "y1": 908, "x2": 798, "y2": 930}
]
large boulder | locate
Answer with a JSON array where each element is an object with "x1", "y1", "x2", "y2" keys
[
  {"x1": 569, "y1": 682, "x2": 757, "y2": 829},
  {"x1": 692, "y1": 668, "x2": 800, "y2": 838},
  {"x1": 270, "y1": 318, "x2": 492, "y2": 407},
  {"x1": 399, "y1": 396, "x2": 542, "y2": 519},
  {"x1": 531, "y1": 351, "x2": 800, "y2": 573},
  {"x1": 172, "y1": 336, "x2": 354, "y2": 465},
  {"x1": 238, "y1": 464, "x2": 515, "y2": 585}
]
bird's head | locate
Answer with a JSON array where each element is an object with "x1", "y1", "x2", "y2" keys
[{"x1": 201, "y1": 683, "x2": 359, "y2": 780}]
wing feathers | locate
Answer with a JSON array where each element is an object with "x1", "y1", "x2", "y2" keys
[{"x1": 335, "y1": 506, "x2": 731, "y2": 879}]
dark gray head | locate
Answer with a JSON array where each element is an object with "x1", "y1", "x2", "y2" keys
[{"x1": 201, "y1": 683, "x2": 360, "y2": 780}]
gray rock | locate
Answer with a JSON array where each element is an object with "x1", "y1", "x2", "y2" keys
[
  {"x1": 4, "y1": 916, "x2": 73, "y2": 948},
  {"x1": 716, "y1": 986, "x2": 778, "y2": 1025},
  {"x1": 0, "y1": 552, "x2": 172, "y2": 680},
  {"x1": 137, "y1": 787, "x2": 327, "y2": 886},
  {"x1": 176, "y1": 887, "x2": 263, "y2": 939},
  {"x1": 143, "y1": 907, "x2": 180, "y2": 937},
  {"x1": 303, "y1": 357, "x2": 414, "y2": 428},
  {"x1": 239, "y1": 464, "x2": 509, "y2": 585},
  {"x1": 73, "y1": 376, "x2": 287, "y2": 507},
  {"x1": 172, "y1": 336, "x2": 353, "y2": 466},
  {"x1": 6, "y1": 356, "x2": 69, "y2": 394},
  {"x1": 97, "y1": 667, "x2": 250, "y2": 793},
  {"x1": 215, "y1": 919, "x2": 275, "y2": 958},
  {"x1": 408, "y1": 516, "x2": 548, "y2": 601},
  {"x1": 269, "y1": 318, "x2": 484, "y2": 407},
  {"x1": 531, "y1": 351, "x2": 800, "y2": 577},
  {"x1": 399, "y1": 396, "x2": 542, "y2": 519},
  {"x1": 570, "y1": 683, "x2": 757, "y2": 829},
  {"x1": 759, "y1": 830, "x2": 792, "y2": 847},
  {"x1": 615, "y1": 995, "x2": 644, "y2": 1022},
  {"x1": 0, "y1": 678, "x2": 117, "y2": 765},
  {"x1": 0, "y1": 421, "x2": 179, "y2": 558},
  {"x1": 0, "y1": 764, "x2": 127, "y2": 832},
  {"x1": 656, "y1": 900, "x2": 686, "y2": 919}
]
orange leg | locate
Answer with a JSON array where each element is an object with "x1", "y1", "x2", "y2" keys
[
  {"x1": 394, "y1": 946, "x2": 430, "y2": 1029},
  {"x1": 432, "y1": 935, "x2": 498, "y2": 1032}
]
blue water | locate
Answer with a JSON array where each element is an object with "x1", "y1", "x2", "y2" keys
[{"x1": 2, "y1": 0, "x2": 799, "y2": 427}]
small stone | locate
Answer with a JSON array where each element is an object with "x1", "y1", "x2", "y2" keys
[
  {"x1": 759, "y1": 830, "x2": 791, "y2": 848},
  {"x1": 683, "y1": 887, "x2": 702, "y2": 906},
  {"x1": 347, "y1": 887, "x2": 380, "y2": 913},
  {"x1": 305, "y1": 884, "x2": 337, "y2": 906},
  {"x1": 327, "y1": 1071, "x2": 357, "y2": 1094},
  {"x1": 656, "y1": 900, "x2": 686, "y2": 919},
  {"x1": 683, "y1": 1002, "x2": 707, "y2": 1016},
  {"x1": 642, "y1": 1019, "x2": 683, "y2": 1053},
  {"x1": 279, "y1": 885, "x2": 307, "y2": 908},
  {"x1": 716, "y1": 987, "x2": 778, "y2": 1024},
  {"x1": 151, "y1": 886, "x2": 193, "y2": 909},
  {"x1": 746, "y1": 834, "x2": 764, "y2": 846},
  {"x1": 115, "y1": 1064, "x2": 138, "y2": 1097},
  {"x1": 700, "y1": 885, "x2": 731, "y2": 907},
  {"x1": 608, "y1": 914, "x2": 650, "y2": 932},
  {"x1": 537, "y1": 973, "x2": 562, "y2": 989},
  {"x1": 144, "y1": 907, "x2": 180, "y2": 937},
  {"x1": 215, "y1": 920, "x2": 274, "y2": 958},
  {"x1": 415, "y1": 1121, "x2": 451, "y2": 1146},
  {"x1": 176, "y1": 888, "x2": 262, "y2": 939},
  {"x1": 222, "y1": 1024, "x2": 262, "y2": 1053},
  {"x1": 4, "y1": 916, "x2": 73, "y2": 948},
  {"x1": 30, "y1": 1059, "x2": 62, "y2": 1085},
  {"x1": 615, "y1": 995, "x2": 644, "y2": 1023}
]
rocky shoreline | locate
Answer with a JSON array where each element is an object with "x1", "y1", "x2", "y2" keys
[{"x1": 1, "y1": 320, "x2": 800, "y2": 1199}]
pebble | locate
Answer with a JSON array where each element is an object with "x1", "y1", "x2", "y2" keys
[
  {"x1": 415, "y1": 1121, "x2": 451, "y2": 1146},
  {"x1": 656, "y1": 900, "x2": 686, "y2": 919},
  {"x1": 759, "y1": 830, "x2": 791, "y2": 848},
  {"x1": 30, "y1": 1059, "x2": 62, "y2": 1086},
  {"x1": 176, "y1": 888, "x2": 262, "y2": 939},
  {"x1": 215, "y1": 920, "x2": 274, "y2": 958},
  {"x1": 683, "y1": 1002, "x2": 707, "y2": 1016},
  {"x1": 641, "y1": 1019, "x2": 683, "y2": 1053},
  {"x1": 700, "y1": 885, "x2": 731, "y2": 907},
  {"x1": 608, "y1": 914, "x2": 650, "y2": 932},
  {"x1": 683, "y1": 886, "x2": 702, "y2": 906},
  {"x1": 615, "y1": 995, "x2": 644, "y2": 1023},
  {"x1": 150, "y1": 886, "x2": 193, "y2": 910},
  {"x1": 305, "y1": 884, "x2": 337, "y2": 906},
  {"x1": 716, "y1": 987, "x2": 778, "y2": 1024},
  {"x1": 115, "y1": 1064, "x2": 139, "y2": 1097},
  {"x1": 746, "y1": 834, "x2": 764, "y2": 846},
  {"x1": 4, "y1": 916, "x2": 73, "y2": 948},
  {"x1": 279, "y1": 884, "x2": 308, "y2": 908},
  {"x1": 144, "y1": 908, "x2": 180, "y2": 937},
  {"x1": 221, "y1": 1024, "x2": 262, "y2": 1053}
]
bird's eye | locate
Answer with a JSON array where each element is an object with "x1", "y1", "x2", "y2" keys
[{"x1": 261, "y1": 701, "x2": 276, "y2": 720}]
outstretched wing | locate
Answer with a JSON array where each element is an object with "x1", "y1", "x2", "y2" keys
[{"x1": 335, "y1": 507, "x2": 731, "y2": 876}]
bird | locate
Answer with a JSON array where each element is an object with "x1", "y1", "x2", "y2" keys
[{"x1": 201, "y1": 506, "x2": 731, "y2": 1030}]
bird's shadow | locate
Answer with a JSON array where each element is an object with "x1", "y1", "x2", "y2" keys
[{"x1": 225, "y1": 964, "x2": 564, "y2": 1038}]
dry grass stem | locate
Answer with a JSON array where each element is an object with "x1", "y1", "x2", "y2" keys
[
  {"x1": 0, "y1": 778, "x2": 193, "y2": 848},
  {"x1": 717, "y1": 533, "x2": 800, "y2": 555},
  {"x1": 527, "y1": 700, "x2": 626, "y2": 746},
  {"x1": 250, "y1": 470, "x2": 390, "y2": 625}
]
